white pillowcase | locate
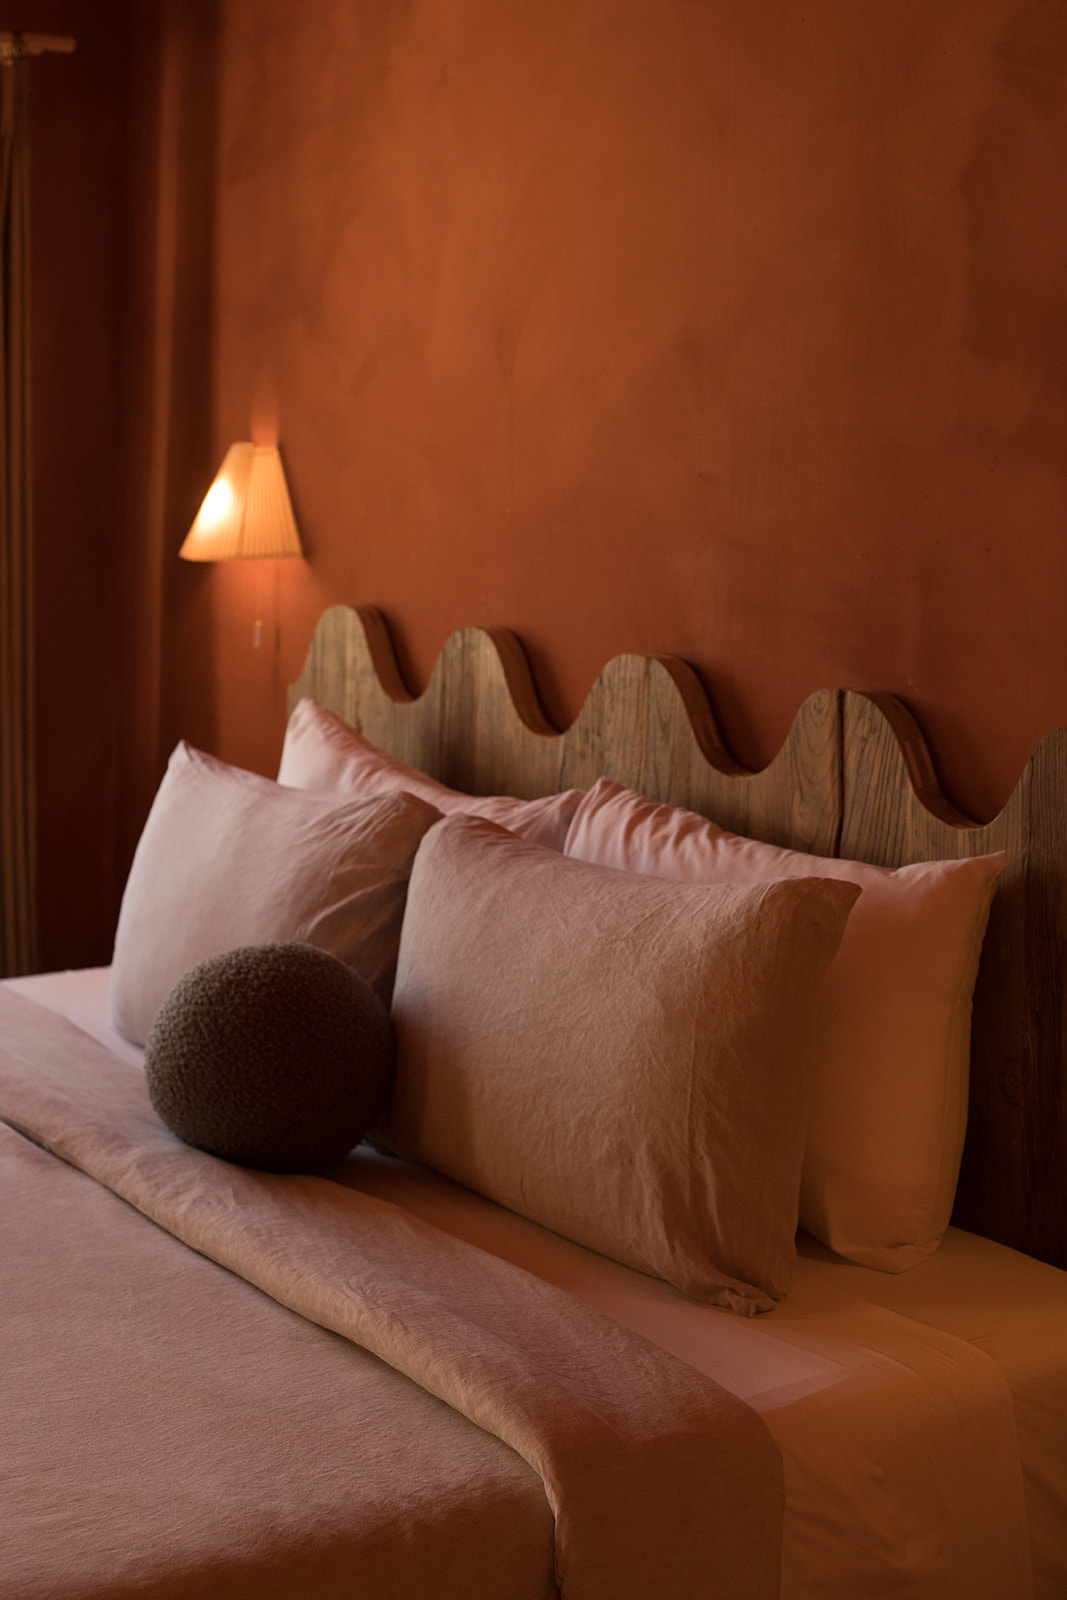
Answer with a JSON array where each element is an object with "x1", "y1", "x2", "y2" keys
[
  {"x1": 110, "y1": 743, "x2": 441, "y2": 1046},
  {"x1": 563, "y1": 778, "x2": 1005, "y2": 1272},
  {"x1": 278, "y1": 698, "x2": 581, "y2": 851}
]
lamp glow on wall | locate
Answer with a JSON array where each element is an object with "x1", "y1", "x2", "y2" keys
[{"x1": 180, "y1": 443, "x2": 303, "y2": 647}]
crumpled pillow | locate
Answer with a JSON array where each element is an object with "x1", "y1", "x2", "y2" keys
[
  {"x1": 563, "y1": 777, "x2": 1005, "y2": 1272},
  {"x1": 383, "y1": 814, "x2": 860, "y2": 1313},
  {"x1": 109, "y1": 740, "x2": 441, "y2": 1045},
  {"x1": 278, "y1": 697, "x2": 582, "y2": 851}
]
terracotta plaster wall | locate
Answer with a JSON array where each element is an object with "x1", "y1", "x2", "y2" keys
[
  {"x1": 23, "y1": 0, "x2": 1067, "y2": 961},
  {"x1": 162, "y1": 0, "x2": 1067, "y2": 825}
]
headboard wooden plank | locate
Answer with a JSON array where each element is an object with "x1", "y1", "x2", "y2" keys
[
  {"x1": 291, "y1": 604, "x2": 561, "y2": 794},
  {"x1": 839, "y1": 691, "x2": 1067, "y2": 1269},
  {"x1": 289, "y1": 606, "x2": 842, "y2": 856},
  {"x1": 289, "y1": 604, "x2": 1066, "y2": 1270}
]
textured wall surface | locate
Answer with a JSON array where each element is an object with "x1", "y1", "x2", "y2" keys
[
  {"x1": 198, "y1": 0, "x2": 1067, "y2": 810},
  {"x1": 24, "y1": 0, "x2": 1067, "y2": 961}
]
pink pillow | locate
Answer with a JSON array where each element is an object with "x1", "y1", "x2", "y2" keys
[
  {"x1": 110, "y1": 743, "x2": 441, "y2": 1046},
  {"x1": 383, "y1": 814, "x2": 859, "y2": 1313},
  {"x1": 563, "y1": 778, "x2": 1005, "y2": 1272},
  {"x1": 278, "y1": 698, "x2": 581, "y2": 851}
]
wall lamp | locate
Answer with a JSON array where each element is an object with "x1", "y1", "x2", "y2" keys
[
  {"x1": 179, "y1": 443, "x2": 303, "y2": 562},
  {"x1": 180, "y1": 443, "x2": 303, "y2": 648}
]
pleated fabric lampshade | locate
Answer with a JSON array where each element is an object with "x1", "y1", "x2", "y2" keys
[{"x1": 179, "y1": 443, "x2": 303, "y2": 561}]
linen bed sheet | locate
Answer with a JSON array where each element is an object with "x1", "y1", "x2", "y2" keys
[
  {"x1": 0, "y1": 983, "x2": 782, "y2": 1600},
  {"x1": 8, "y1": 968, "x2": 1067, "y2": 1599},
  {"x1": 1, "y1": 1119, "x2": 558, "y2": 1600},
  {"x1": 337, "y1": 1161, "x2": 1060, "y2": 1600}
]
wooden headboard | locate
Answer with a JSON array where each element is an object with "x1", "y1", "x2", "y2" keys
[{"x1": 291, "y1": 604, "x2": 1067, "y2": 1273}]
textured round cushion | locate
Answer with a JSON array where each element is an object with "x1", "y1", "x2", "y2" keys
[{"x1": 144, "y1": 941, "x2": 394, "y2": 1173}]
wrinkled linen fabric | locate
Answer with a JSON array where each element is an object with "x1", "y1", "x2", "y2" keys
[
  {"x1": 1, "y1": 1124, "x2": 557, "y2": 1600},
  {"x1": 385, "y1": 813, "x2": 860, "y2": 1311},
  {"x1": 278, "y1": 696, "x2": 583, "y2": 850},
  {"x1": 563, "y1": 778, "x2": 1004, "y2": 1272},
  {"x1": 0, "y1": 991, "x2": 784, "y2": 1600},
  {"x1": 797, "y1": 1229, "x2": 1065, "y2": 1600},
  {"x1": 9, "y1": 970, "x2": 1056, "y2": 1600},
  {"x1": 345, "y1": 1149, "x2": 1039, "y2": 1600},
  {"x1": 109, "y1": 743, "x2": 441, "y2": 1044}
]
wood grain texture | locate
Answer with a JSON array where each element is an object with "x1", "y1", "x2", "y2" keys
[
  {"x1": 290, "y1": 606, "x2": 842, "y2": 854},
  {"x1": 839, "y1": 692, "x2": 1066, "y2": 1268},
  {"x1": 290, "y1": 607, "x2": 1067, "y2": 1269}
]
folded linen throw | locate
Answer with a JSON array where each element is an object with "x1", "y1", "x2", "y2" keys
[{"x1": 0, "y1": 990, "x2": 784, "y2": 1600}]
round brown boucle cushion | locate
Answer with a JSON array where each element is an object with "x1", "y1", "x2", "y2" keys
[{"x1": 144, "y1": 941, "x2": 394, "y2": 1173}]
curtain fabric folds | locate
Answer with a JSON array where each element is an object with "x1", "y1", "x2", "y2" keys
[{"x1": 0, "y1": 50, "x2": 36, "y2": 976}]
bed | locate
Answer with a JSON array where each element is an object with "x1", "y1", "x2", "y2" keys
[{"x1": 3, "y1": 602, "x2": 1066, "y2": 1600}]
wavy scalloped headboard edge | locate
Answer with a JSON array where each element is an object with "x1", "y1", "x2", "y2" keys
[{"x1": 290, "y1": 604, "x2": 1067, "y2": 1271}]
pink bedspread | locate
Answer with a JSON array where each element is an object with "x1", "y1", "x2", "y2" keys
[{"x1": 0, "y1": 991, "x2": 784, "y2": 1600}]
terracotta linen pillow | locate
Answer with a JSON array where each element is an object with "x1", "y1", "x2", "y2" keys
[
  {"x1": 563, "y1": 778, "x2": 1005, "y2": 1272},
  {"x1": 109, "y1": 742, "x2": 441, "y2": 1046},
  {"x1": 278, "y1": 697, "x2": 581, "y2": 851},
  {"x1": 382, "y1": 813, "x2": 859, "y2": 1314}
]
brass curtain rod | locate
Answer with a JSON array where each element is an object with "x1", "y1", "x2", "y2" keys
[{"x1": 0, "y1": 32, "x2": 76, "y2": 59}]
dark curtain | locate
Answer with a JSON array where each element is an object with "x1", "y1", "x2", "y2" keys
[{"x1": 0, "y1": 47, "x2": 36, "y2": 976}]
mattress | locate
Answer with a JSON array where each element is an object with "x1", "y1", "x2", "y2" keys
[{"x1": 7, "y1": 966, "x2": 1067, "y2": 1600}]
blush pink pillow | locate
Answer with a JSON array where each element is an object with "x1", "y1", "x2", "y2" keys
[
  {"x1": 278, "y1": 698, "x2": 581, "y2": 851},
  {"x1": 110, "y1": 743, "x2": 441, "y2": 1046},
  {"x1": 563, "y1": 778, "x2": 1005, "y2": 1272},
  {"x1": 384, "y1": 813, "x2": 859, "y2": 1313}
]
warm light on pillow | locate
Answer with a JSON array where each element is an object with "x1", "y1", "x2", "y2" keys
[
  {"x1": 383, "y1": 814, "x2": 859, "y2": 1313},
  {"x1": 109, "y1": 743, "x2": 440, "y2": 1045},
  {"x1": 563, "y1": 778, "x2": 1004, "y2": 1272},
  {"x1": 279, "y1": 697, "x2": 583, "y2": 852}
]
